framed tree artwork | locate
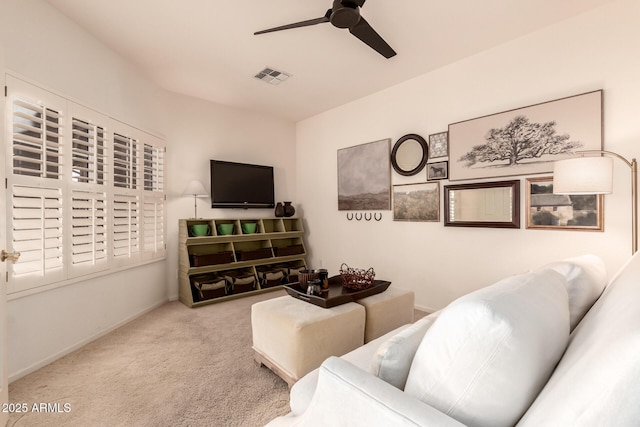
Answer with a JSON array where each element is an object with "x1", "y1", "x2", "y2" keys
[
  {"x1": 448, "y1": 91, "x2": 602, "y2": 181},
  {"x1": 526, "y1": 176, "x2": 603, "y2": 231}
]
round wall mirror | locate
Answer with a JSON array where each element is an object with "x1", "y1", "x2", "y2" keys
[{"x1": 391, "y1": 134, "x2": 428, "y2": 176}]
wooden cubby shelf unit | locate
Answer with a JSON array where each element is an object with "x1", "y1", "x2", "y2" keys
[{"x1": 178, "y1": 218, "x2": 307, "y2": 308}]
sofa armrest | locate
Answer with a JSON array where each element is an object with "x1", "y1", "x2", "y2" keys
[{"x1": 267, "y1": 356, "x2": 465, "y2": 427}]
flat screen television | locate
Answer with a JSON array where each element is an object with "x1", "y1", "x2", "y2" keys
[{"x1": 210, "y1": 160, "x2": 275, "y2": 209}]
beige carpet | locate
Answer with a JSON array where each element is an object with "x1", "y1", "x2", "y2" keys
[{"x1": 7, "y1": 290, "x2": 291, "y2": 427}]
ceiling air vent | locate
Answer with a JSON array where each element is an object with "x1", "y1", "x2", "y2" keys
[{"x1": 254, "y1": 67, "x2": 291, "y2": 85}]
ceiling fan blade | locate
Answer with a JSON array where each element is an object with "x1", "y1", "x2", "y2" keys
[
  {"x1": 352, "y1": 0, "x2": 366, "y2": 7},
  {"x1": 348, "y1": 16, "x2": 396, "y2": 58},
  {"x1": 254, "y1": 10, "x2": 331, "y2": 35}
]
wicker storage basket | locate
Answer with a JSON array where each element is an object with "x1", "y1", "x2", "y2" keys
[{"x1": 339, "y1": 263, "x2": 375, "y2": 290}]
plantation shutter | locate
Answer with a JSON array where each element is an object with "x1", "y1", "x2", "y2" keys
[
  {"x1": 12, "y1": 100, "x2": 62, "y2": 179},
  {"x1": 113, "y1": 133, "x2": 138, "y2": 190},
  {"x1": 6, "y1": 78, "x2": 67, "y2": 293},
  {"x1": 67, "y1": 104, "x2": 110, "y2": 278},
  {"x1": 113, "y1": 194, "x2": 140, "y2": 263},
  {"x1": 111, "y1": 124, "x2": 141, "y2": 265},
  {"x1": 71, "y1": 118, "x2": 106, "y2": 184},
  {"x1": 10, "y1": 186, "x2": 65, "y2": 288},
  {"x1": 142, "y1": 197, "x2": 165, "y2": 256},
  {"x1": 142, "y1": 139, "x2": 165, "y2": 259},
  {"x1": 6, "y1": 76, "x2": 166, "y2": 295}
]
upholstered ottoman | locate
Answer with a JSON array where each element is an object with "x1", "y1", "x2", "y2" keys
[
  {"x1": 356, "y1": 286, "x2": 415, "y2": 342},
  {"x1": 252, "y1": 296, "x2": 365, "y2": 386}
]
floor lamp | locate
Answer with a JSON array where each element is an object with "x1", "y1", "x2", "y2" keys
[
  {"x1": 182, "y1": 180, "x2": 208, "y2": 219},
  {"x1": 553, "y1": 150, "x2": 638, "y2": 254}
]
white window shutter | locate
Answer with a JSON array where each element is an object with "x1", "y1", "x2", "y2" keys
[
  {"x1": 112, "y1": 194, "x2": 140, "y2": 264},
  {"x1": 5, "y1": 76, "x2": 166, "y2": 295},
  {"x1": 142, "y1": 197, "x2": 165, "y2": 258},
  {"x1": 69, "y1": 190, "x2": 108, "y2": 277},
  {"x1": 11, "y1": 99, "x2": 63, "y2": 180},
  {"x1": 8, "y1": 185, "x2": 65, "y2": 291},
  {"x1": 71, "y1": 118, "x2": 107, "y2": 185},
  {"x1": 113, "y1": 133, "x2": 139, "y2": 190},
  {"x1": 6, "y1": 78, "x2": 67, "y2": 294}
]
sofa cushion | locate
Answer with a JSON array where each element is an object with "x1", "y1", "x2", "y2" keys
[
  {"x1": 369, "y1": 312, "x2": 439, "y2": 390},
  {"x1": 404, "y1": 269, "x2": 570, "y2": 427},
  {"x1": 518, "y1": 252, "x2": 640, "y2": 426},
  {"x1": 539, "y1": 254, "x2": 607, "y2": 331}
]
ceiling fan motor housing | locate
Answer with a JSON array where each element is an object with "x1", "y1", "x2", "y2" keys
[{"x1": 331, "y1": 0, "x2": 360, "y2": 28}]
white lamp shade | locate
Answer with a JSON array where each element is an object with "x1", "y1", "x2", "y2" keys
[
  {"x1": 553, "y1": 156, "x2": 613, "y2": 194},
  {"x1": 182, "y1": 180, "x2": 208, "y2": 197}
]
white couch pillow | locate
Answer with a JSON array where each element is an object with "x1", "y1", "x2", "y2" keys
[
  {"x1": 404, "y1": 269, "x2": 570, "y2": 427},
  {"x1": 539, "y1": 254, "x2": 607, "y2": 331},
  {"x1": 369, "y1": 312, "x2": 439, "y2": 390}
]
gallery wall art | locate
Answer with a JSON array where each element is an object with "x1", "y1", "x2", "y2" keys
[
  {"x1": 448, "y1": 90, "x2": 602, "y2": 181},
  {"x1": 526, "y1": 176, "x2": 603, "y2": 231},
  {"x1": 337, "y1": 139, "x2": 391, "y2": 210},
  {"x1": 428, "y1": 131, "x2": 448, "y2": 159},
  {"x1": 393, "y1": 182, "x2": 440, "y2": 222}
]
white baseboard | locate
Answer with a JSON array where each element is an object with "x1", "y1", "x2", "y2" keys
[
  {"x1": 415, "y1": 304, "x2": 437, "y2": 314},
  {"x1": 9, "y1": 298, "x2": 168, "y2": 383}
]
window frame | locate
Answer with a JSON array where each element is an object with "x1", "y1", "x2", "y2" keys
[{"x1": 5, "y1": 74, "x2": 166, "y2": 299}]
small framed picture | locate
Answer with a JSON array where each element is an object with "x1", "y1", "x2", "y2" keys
[
  {"x1": 427, "y1": 161, "x2": 448, "y2": 181},
  {"x1": 428, "y1": 131, "x2": 448, "y2": 159},
  {"x1": 526, "y1": 176, "x2": 604, "y2": 231},
  {"x1": 393, "y1": 182, "x2": 440, "y2": 222}
]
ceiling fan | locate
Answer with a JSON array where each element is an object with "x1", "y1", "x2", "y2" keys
[{"x1": 254, "y1": 0, "x2": 396, "y2": 59}]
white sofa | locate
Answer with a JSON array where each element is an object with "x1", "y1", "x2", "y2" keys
[{"x1": 266, "y1": 253, "x2": 640, "y2": 426}]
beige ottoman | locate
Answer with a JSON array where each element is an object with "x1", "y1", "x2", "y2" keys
[
  {"x1": 356, "y1": 287, "x2": 415, "y2": 342},
  {"x1": 252, "y1": 296, "x2": 365, "y2": 386}
]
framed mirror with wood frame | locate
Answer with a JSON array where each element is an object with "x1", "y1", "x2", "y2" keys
[
  {"x1": 390, "y1": 134, "x2": 428, "y2": 176},
  {"x1": 444, "y1": 180, "x2": 520, "y2": 228}
]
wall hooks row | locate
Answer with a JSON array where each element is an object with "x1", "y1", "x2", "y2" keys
[{"x1": 346, "y1": 212, "x2": 383, "y2": 221}]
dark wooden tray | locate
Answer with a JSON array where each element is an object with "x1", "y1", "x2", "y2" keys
[{"x1": 284, "y1": 275, "x2": 391, "y2": 308}]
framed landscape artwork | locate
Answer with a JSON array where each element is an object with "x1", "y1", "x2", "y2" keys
[
  {"x1": 393, "y1": 182, "x2": 440, "y2": 222},
  {"x1": 337, "y1": 139, "x2": 391, "y2": 210},
  {"x1": 526, "y1": 176, "x2": 603, "y2": 231},
  {"x1": 448, "y1": 90, "x2": 603, "y2": 181}
]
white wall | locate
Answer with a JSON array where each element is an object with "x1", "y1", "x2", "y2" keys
[
  {"x1": 1, "y1": 0, "x2": 170, "y2": 381},
  {"x1": 2, "y1": 0, "x2": 297, "y2": 380},
  {"x1": 296, "y1": 0, "x2": 640, "y2": 312},
  {"x1": 164, "y1": 93, "x2": 297, "y2": 300}
]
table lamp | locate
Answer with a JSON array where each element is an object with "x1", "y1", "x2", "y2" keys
[{"x1": 182, "y1": 180, "x2": 208, "y2": 218}]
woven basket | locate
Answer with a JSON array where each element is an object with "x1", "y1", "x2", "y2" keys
[{"x1": 339, "y1": 263, "x2": 375, "y2": 290}]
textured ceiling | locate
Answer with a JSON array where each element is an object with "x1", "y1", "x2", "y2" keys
[{"x1": 47, "y1": 0, "x2": 614, "y2": 122}]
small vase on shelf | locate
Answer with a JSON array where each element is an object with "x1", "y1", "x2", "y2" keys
[
  {"x1": 275, "y1": 202, "x2": 285, "y2": 218},
  {"x1": 283, "y1": 201, "x2": 295, "y2": 217}
]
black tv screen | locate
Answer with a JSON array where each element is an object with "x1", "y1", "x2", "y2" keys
[{"x1": 210, "y1": 160, "x2": 275, "y2": 209}]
